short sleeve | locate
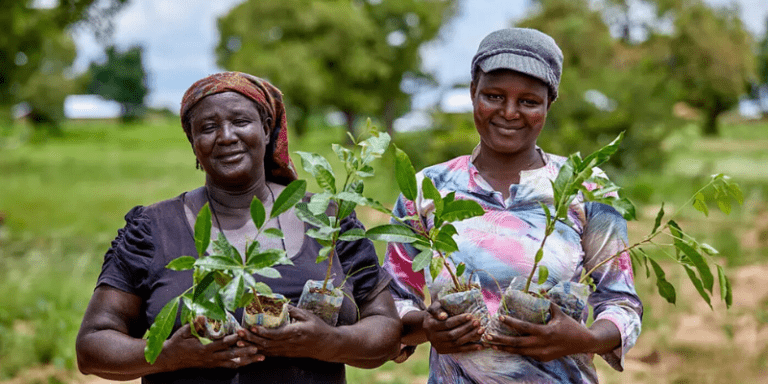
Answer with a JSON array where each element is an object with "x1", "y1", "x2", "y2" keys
[
  {"x1": 97, "y1": 206, "x2": 155, "y2": 297},
  {"x1": 335, "y1": 210, "x2": 391, "y2": 305}
]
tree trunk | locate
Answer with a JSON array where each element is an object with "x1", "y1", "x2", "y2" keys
[
  {"x1": 702, "y1": 102, "x2": 724, "y2": 137},
  {"x1": 383, "y1": 99, "x2": 396, "y2": 137},
  {"x1": 343, "y1": 110, "x2": 356, "y2": 144}
]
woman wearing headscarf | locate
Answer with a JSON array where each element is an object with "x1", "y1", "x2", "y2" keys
[
  {"x1": 76, "y1": 72, "x2": 400, "y2": 383},
  {"x1": 384, "y1": 28, "x2": 643, "y2": 383}
]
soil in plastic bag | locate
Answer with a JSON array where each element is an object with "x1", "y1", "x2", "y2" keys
[
  {"x1": 438, "y1": 287, "x2": 490, "y2": 328},
  {"x1": 486, "y1": 277, "x2": 551, "y2": 339},
  {"x1": 546, "y1": 281, "x2": 590, "y2": 321},
  {"x1": 202, "y1": 312, "x2": 241, "y2": 340},
  {"x1": 242, "y1": 293, "x2": 289, "y2": 329},
  {"x1": 298, "y1": 280, "x2": 343, "y2": 326}
]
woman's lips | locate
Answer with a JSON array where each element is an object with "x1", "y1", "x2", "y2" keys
[{"x1": 217, "y1": 151, "x2": 246, "y2": 162}]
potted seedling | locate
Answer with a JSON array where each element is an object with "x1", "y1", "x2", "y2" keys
[
  {"x1": 143, "y1": 180, "x2": 306, "y2": 364},
  {"x1": 486, "y1": 132, "x2": 741, "y2": 340},
  {"x1": 364, "y1": 146, "x2": 489, "y2": 325},
  {"x1": 293, "y1": 121, "x2": 393, "y2": 326}
]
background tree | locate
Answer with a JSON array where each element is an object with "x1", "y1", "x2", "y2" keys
[
  {"x1": 0, "y1": 0, "x2": 129, "y2": 124},
  {"x1": 215, "y1": 0, "x2": 456, "y2": 137},
  {"x1": 667, "y1": 0, "x2": 755, "y2": 136},
  {"x1": 515, "y1": 0, "x2": 682, "y2": 171},
  {"x1": 754, "y1": 16, "x2": 768, "y2": 117},
  {"x1": 87, "y1": 45, "x2": 149, "y2": 122}
]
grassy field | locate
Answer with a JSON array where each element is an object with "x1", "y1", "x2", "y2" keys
[{"x1": 1, "y1": 116, "x2": 767, "y2": 383}]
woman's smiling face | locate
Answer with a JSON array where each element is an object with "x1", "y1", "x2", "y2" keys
[
  {"x1": 189, "y1": 91, "x2": 271, "y2": 190},
  {"x1": 470, "y1": 69, "x2": 550, "y2": 158}
]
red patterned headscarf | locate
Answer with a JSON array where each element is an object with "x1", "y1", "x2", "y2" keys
[{"x1": 180, "y1": 72, "x2": 298, "y2": 185}]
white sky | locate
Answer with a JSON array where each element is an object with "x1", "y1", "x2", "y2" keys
[{"x1": 72, "y1": 0, "x2": 768, "y2": 112}]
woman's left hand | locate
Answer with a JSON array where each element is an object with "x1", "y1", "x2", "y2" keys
[
  {"x1": 482, "y1": 303, "x2": 620, "y2": 362},
  {"x1": 237, "y1": 306, "x2": 336, "y2": 360}
]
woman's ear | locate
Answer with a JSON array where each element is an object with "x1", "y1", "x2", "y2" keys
[{"x1": 263, "y1": 117, "x2": 273, "y2": 144}]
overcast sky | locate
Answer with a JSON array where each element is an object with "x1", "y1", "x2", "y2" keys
[{"x1": 72, "y1": 0, "x2": 768, "y2": 113}]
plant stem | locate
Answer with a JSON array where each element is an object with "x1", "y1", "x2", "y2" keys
[
  {"x1": 578, "y1": 225, "x2": 665, "y2": 283},
  {"x1": 524, "y1": 223, "x2": 554, "y2": 292}
]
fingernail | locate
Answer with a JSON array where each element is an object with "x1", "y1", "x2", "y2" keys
[{"x1": 237, "y1": 341, "x2": 244, "y2": 347}]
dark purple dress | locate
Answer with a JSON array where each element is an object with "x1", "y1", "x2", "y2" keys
[{"x1": 96, "y1": 190, "x2": 390, "y2": 383}]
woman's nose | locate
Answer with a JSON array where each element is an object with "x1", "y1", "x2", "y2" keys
[
  {"x1": 218, "y1": 122, "x2": 238, "y2": 144},
  {"x1": 501, "y1": 101, "x2": 519, "y2": 120}
]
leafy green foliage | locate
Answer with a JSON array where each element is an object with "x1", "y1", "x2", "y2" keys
[
  {"x1": 365, "y1": 145, "x2": 485, "y2": 292},
  {"x1": 292, "y1": 120, "x2": 392, "y2": 291},
  {"x1": 215, "y1": 0, "x2": 457, "y2": 135},
  {"x1": 143, "y1": 180, "x2": 305, "y2": 363},
  {"x1": 519, "y1": 133, "x2": 740, "y2": 311},
  {"x1": 86, "y1": 45, "x2": 149, "y2": 122}
]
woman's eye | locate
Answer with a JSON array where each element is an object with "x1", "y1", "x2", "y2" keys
[
  {"x1": 233, "y1": 119, "x2": 250, "y2": 126},
  {"x1": 201, "y1": 124, "x2": 216, "y2": 132},
  {"x1": 521, "y1": 99, "x2": 540, "y2": 107},
  {"x1": 485, "y1": 94, "x2": 503, "y2": 101}
]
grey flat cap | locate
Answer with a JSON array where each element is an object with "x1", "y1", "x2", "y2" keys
[{"x1": 471, "y1": 28, "x2": 564, "y2": 100}]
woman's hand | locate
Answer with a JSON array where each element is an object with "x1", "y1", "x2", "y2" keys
[
  {"x1": 238, "y1": 306, "x2": 336, "y2": 360},
  {"x1": 482, "y1": 303, "x2": 621, "y2": 361},
  {"x1": 421, "y1": 301, "x2": 485, "y2": 354},
  {"x1": 157, "y1": 320, "x2": 264, "y2": 371}
]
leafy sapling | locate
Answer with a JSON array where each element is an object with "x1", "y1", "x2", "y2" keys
[
  {"x1": 366, "y1": 146, "x2": 486, "y2": 294},
  {"x1": 143, "y1": 180, "x2": 306, "y2": 364},
  {"x1": 293, "y1": 120, "x2": 392, "y2": 325}
]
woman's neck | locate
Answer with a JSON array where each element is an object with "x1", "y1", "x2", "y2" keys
[
  {"x1": 205, "y1": 180, "x2": 271, "y2": 210},
  {"x1": 474, "y1": 146, "x2": 543, "y2": 178}
]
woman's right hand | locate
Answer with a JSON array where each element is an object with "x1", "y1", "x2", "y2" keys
[
  {"x1": 158, "y1": 320, "x2": 264, "y2": 371},
  {"x1": 421, "y1": 301, "x2": 485, "y2": 354}
]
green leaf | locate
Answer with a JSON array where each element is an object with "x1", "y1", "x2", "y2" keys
[
  {"x1": 189, "y1": 297, "x2": 226, "y2": 321},
  {"x1": 250, "y1": 197, "x2": 266, "y2": 230},
  {"x1": 421, "y1": 177, "x2": 443, "y2": 217},
  {"x1": 534, "y1": 248, "x2": 544, "y2": 263},
  {"x1": 314, "y1": 166, "x2": 337, "y2": 194},
  {"x1": 166, "y1": 256, "x2": 196, "y2": 271},
  {"x1": 675, "y1": 241, "x2": 714, "y2": 292},
  {"x1": 211, "y1": 232, "x2": 241, "y2": 263},
  {"x1": 308, "y1": 192, "x2": 332, "y2": 216},
  {"x1": 195, "y1": 255, "x2": 242, "y2": 271},
  {"x1": 245, "y1": 240, "x2": 259, "y2": 265},
  {"x1": 336, "y1": 191, "x2": 370, "y2": 206},
  {"x1": 552, "y1": 161, "x2": 575, "y2": 200},
  {"x1": 251, "y1": 282, "x2": 273, "y2": 296},
  {"x1": 192, "y1": 272, "x2": 218, "y2": 303},
  {"x1": 652, "y1": 203, "x2": 665, "y2": 234},
  {"x1": 253, "y1": 267, "x2": 281, "y2": 279},
  {"x1": 294, "y1": 202, "x2": 328, "y2": 228},
  {"x1": 332, "y1": 144, "x2": 352, "y2": 163},
  {"x1": 539, "y1": 202, "x2": 552, "y2": 224},
  {"x1": 441, "y1": 200, "x2": 485, "y2": 222},
  {"x1": 262, "y1": 227, "x2": 284, "y2": 238},
  {"x1": 609, "y1": 198, "x2": 636, "y2": 221},
  {"x1": 429, "y1": 257, "x2": 444, "y2": 281},
  {"x1": 434, "y1": 229, "x2": 459, "y2": 254},
  {"x1": 366, "y1": 224, "x2": 421, "y2": 243},
  {"x1": 338, "y1": 180, "x2": 363, "y2": 220},
  {"x1": 648, "y1": 258, "x2": 676, "y2": 304},
  {"x1": 581, "y1": 131, "x2": 624, "y2": 168},
  {"x1": 717, "y1": 265, "x2": 732, "y2": 308},
  {"x1": 456, "y1": 262, "x2": 466, "y2": 278},
  {"x1": 683, "y1": 265, "x2": 712, "y2": 310},
  {"x1": 412, "y1": 249, "x2": 432, "y2": 272},
  {"x1": 306, "y1": 226, "x2": 339, "y2": 241},
  {"x1": 194, "y1": 204, "x2": 212, "y2": 257},
  {"x1": 699, "y1": 243, "x2": 719, "y2": 255},
  {"x1": 726, "y1": 183, "x2": 744, "y2": 205},
  {"x1": 537, "y1": 265, "x2": 549, "y2": 285},
  {"x1": 144, "y1": 297, "x2": 179, "y2": 364},
  {"x1": 338, "y1": 228, "x2": 366, "y2": 241},
  {"x1": 394, "y1": 146, "x2": 418, "y2": 202},
  {"x1": 222, "y1": 274, "x2": 245, "y2": 311},
  {"x1": 315, "y1": 246, "x2": 332, "y2": 263},
  {"x1": 716, "y1": 196, "x2": 731, "y2": 215},
  {"x1": 692, "y1": 192, "x2": 709, "y2": 217},
  {"x1": 295, "y1": 151, "x2": 333, "y2": 176},
  {"x1": 271, "y1": 179, "x2": 306, "y2": 218},
  {"x1": 246, "y1": 248, "x2": 285, "y2": 269},
  {"x1": 361, "y1": 131, "x2": 390, "y2": 158}
]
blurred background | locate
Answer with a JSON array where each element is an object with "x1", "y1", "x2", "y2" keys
[{"x1": 2, "y1": 0, "x2": 768, "y2": 383}]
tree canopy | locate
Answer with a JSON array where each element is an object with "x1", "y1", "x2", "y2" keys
[
  {"x1": 87, "y1": 45, "x2": 149, "y2": 121},
  {"x1": 215, "y1": 0, "x2": 456, "y2": 136},
  {"x1": 0, "y1": 0, "x2": 129, "y2": 124}
]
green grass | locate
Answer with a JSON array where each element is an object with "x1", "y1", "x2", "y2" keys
[{"x1": 1, "y1": 116, "x2": 767, "y2": 382}]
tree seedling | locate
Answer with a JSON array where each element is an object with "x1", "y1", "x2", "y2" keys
[{"x1": 143, "y1": 180, "x2": 306, "y2": 364}]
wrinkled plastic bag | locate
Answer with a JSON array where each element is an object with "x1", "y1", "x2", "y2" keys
[{"x1": 298, "y1": 280, "x2": 343, "y2": 326}]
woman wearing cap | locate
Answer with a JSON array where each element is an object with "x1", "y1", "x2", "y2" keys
[
  {"x1": 384, "y1": 28, "x2": 642, "y2": 383},
  {"x1": 75, "y1": 72, "x2": 401, "y2": 383}
]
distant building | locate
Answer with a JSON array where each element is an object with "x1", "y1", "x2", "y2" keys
[{"x1": 64, "y1": 95, "x2": 122, "y2": 119}]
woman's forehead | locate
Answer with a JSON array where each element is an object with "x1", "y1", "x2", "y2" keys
[{"x1": 191, "y1": 92, "x2": 260, "y2": 119}]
